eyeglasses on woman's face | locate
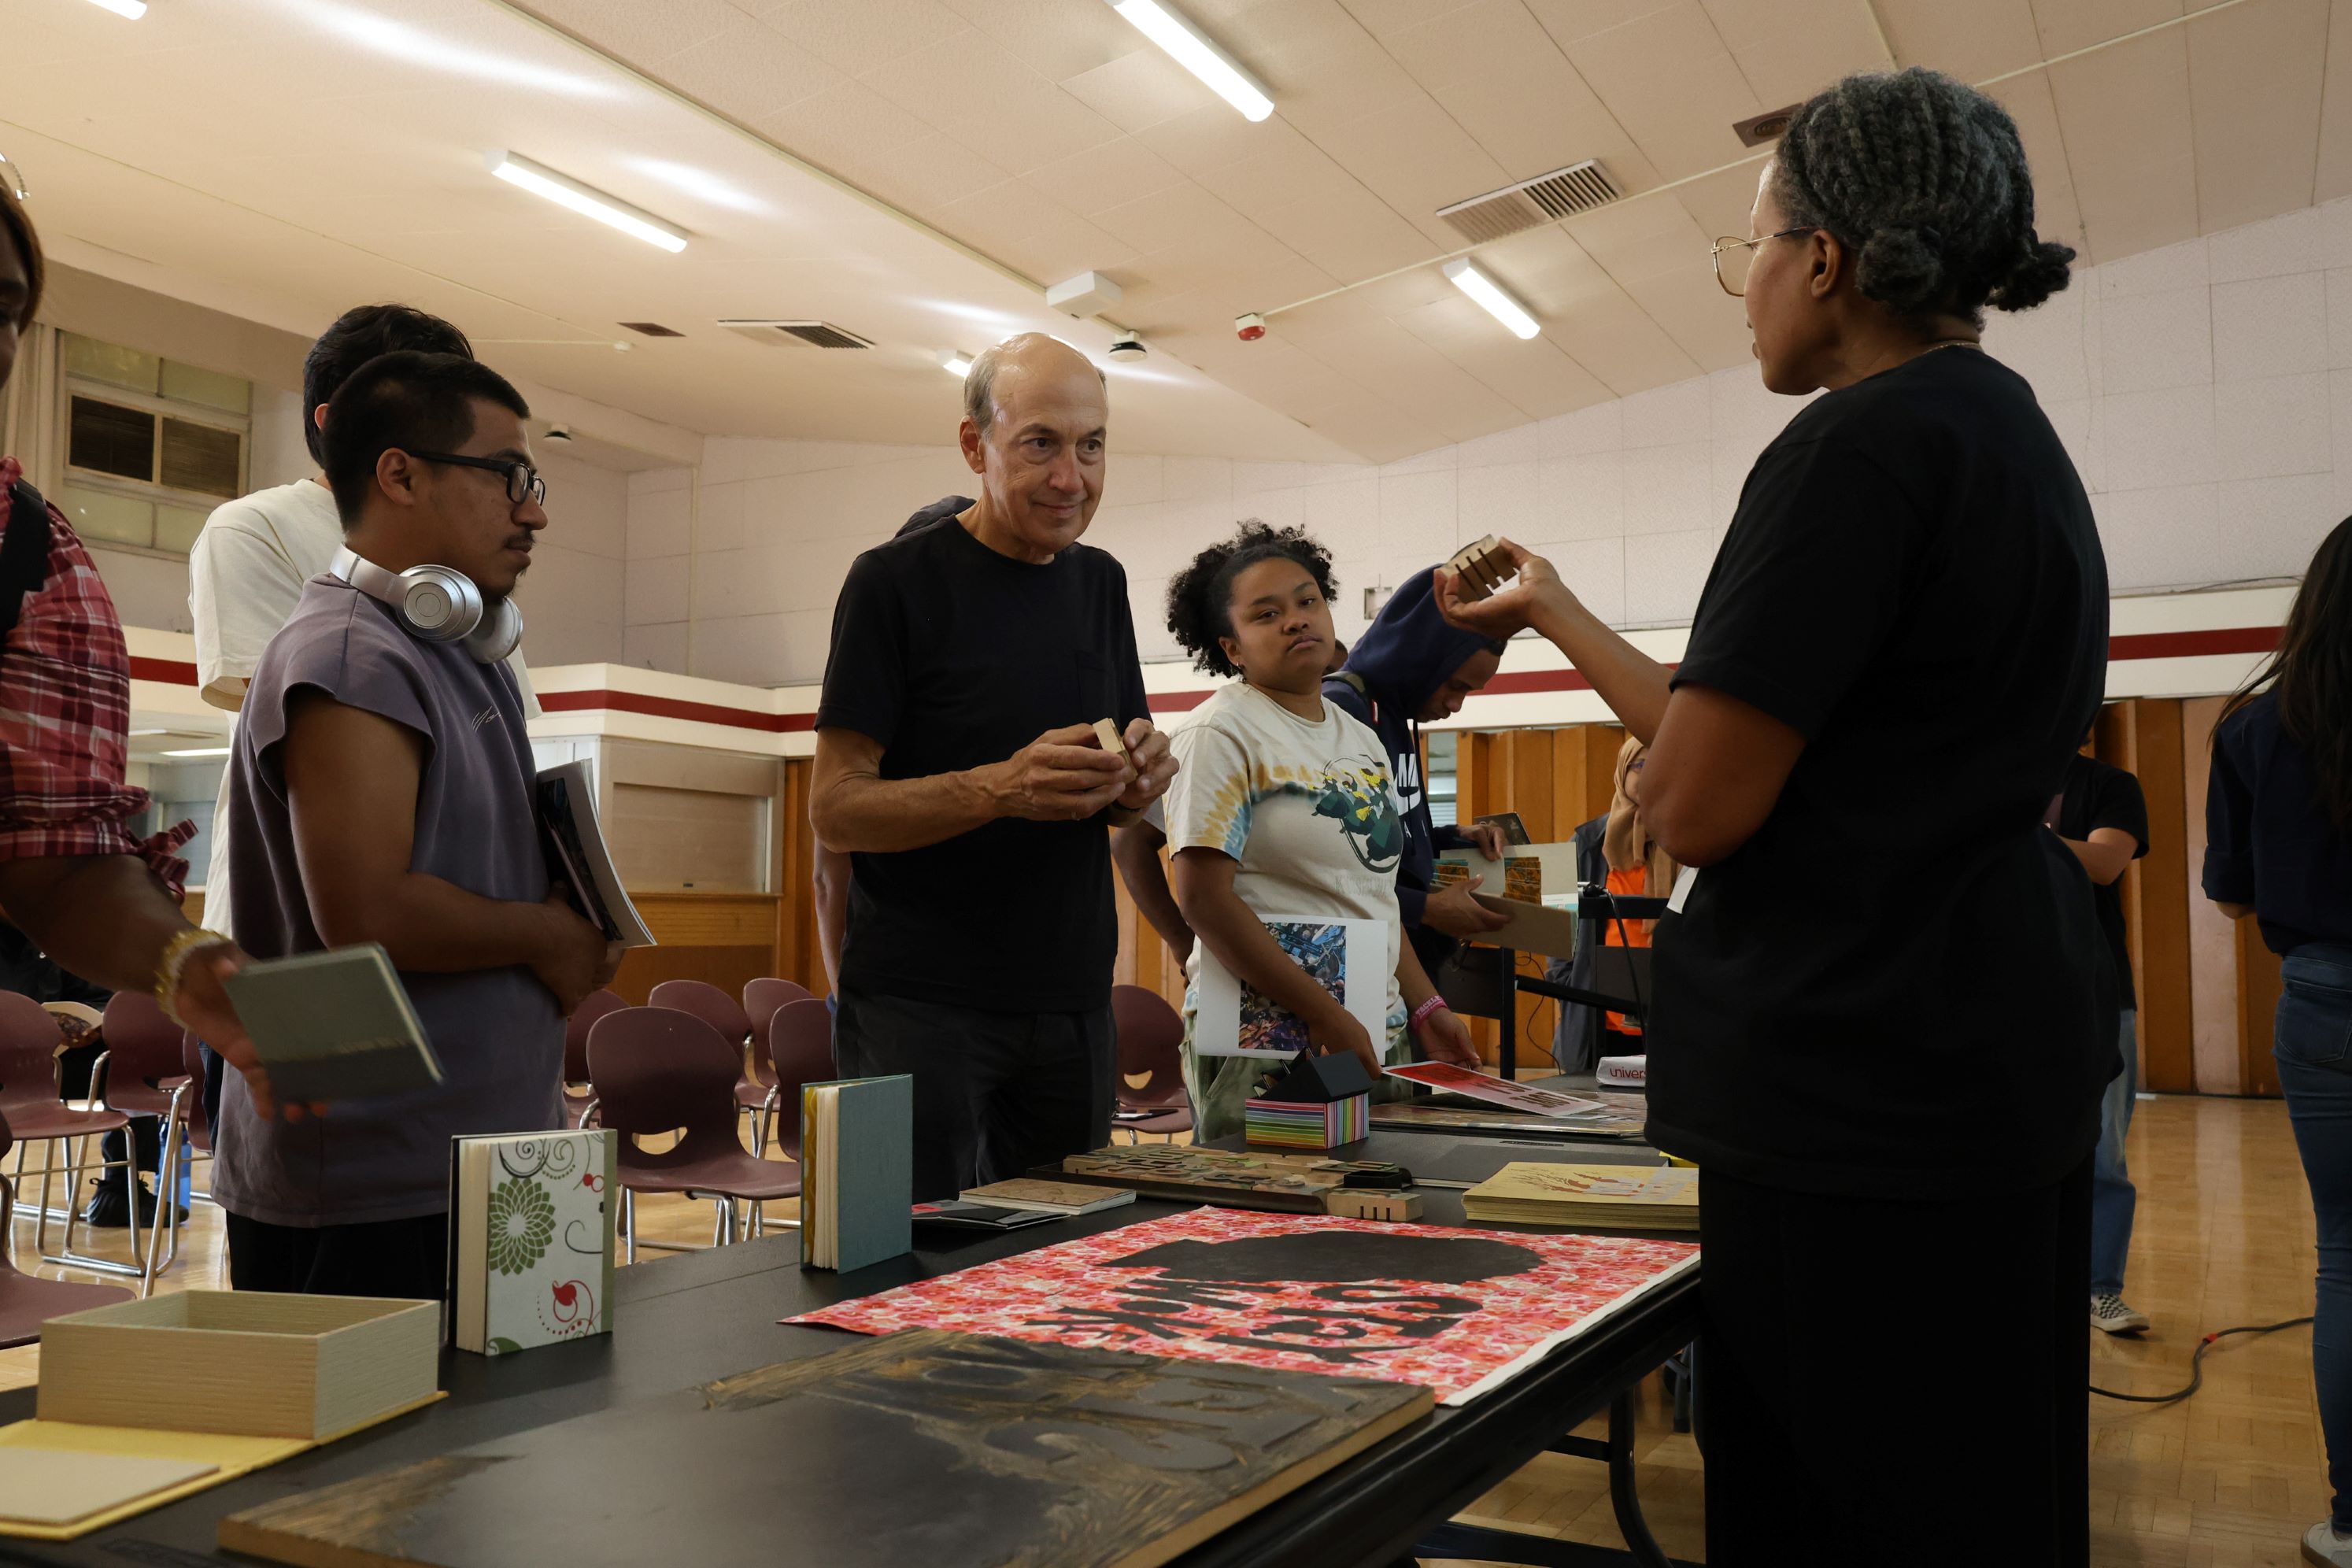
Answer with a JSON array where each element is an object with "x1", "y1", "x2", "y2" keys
[{"x1": 1710, "y1": 227, "x2": 1816, "y2": 298}]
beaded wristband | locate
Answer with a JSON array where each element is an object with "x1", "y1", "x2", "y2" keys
[
  {"x1": 153, "y1": 926, "x2": 234, "y2": 1028},
  {"x1": 1408, "y1": 993, "x2": 1451, "y2": 1030}
]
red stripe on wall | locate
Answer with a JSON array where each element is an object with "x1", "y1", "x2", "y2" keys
[
  {"x1": 129, "y1": 656, "x2": 199, "y2": 686},
  {"x1": 126, "y1": 624, "x2": 2287, "y2": 738},
  {"x1": 2109, "y1": 627, "x2": 2280, "y2": 660}
]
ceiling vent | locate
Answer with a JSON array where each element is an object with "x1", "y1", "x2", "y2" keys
[
  {"x1": 717, "y1": 320, "x2": 875, "y2": 349},
  {"x1": 618, "y1": 320, "x2": 682, "y2": 338},
  {"x1": 1436, "y1": 161, "x2": 1619, "y2": 244}
]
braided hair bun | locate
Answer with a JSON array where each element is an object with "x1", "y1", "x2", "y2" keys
[{"x1": 1775, "y1": 67, "x2": 2075, "y2": 324}]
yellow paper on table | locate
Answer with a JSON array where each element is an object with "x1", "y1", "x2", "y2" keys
[{"x1": 0, "y1": 1390, "x2": 444, "y2": 1540}]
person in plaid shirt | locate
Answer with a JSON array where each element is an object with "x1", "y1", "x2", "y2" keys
[{"x1": 0, "y1": 179, "x2": 290, "y2": 1117}]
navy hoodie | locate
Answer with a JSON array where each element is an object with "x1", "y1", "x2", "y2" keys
[{"x1": 1324, "y1": 567, "x2": 1497, "y2": 952}]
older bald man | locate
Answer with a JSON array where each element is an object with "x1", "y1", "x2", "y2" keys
[{"x1": 812, "y1": 334, "x2": 1175, "y2": 1199}]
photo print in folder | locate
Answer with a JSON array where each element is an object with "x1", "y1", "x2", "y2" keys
[{"x1": 1193, "y1": 917, "x2": 1388, "y2": 1060}]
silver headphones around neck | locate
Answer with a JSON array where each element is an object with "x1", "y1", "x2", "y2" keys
[{"x1": 329, "y1": 545, "x2": 523, "y2": 664}]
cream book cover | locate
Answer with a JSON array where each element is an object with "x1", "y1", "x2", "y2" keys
[
  {"x1": 1467, "y1": 1163, "x2": 1697, "y2": 1208},
  {"x1": 451, "y1": 1130, "x2": 616, "y2": 1355}
]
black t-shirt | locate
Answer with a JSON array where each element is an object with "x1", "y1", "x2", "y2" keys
[
  {"x1": 1648, "y1": 347, "x2": 2113, "y2": 1200},
  {"x1": 2050, "y1": 753, "x2": 2150, "y2": 1009},
  {"x1": 2206, "y1": 690, "x2": 2352, "y2": 955},
  {"x1": 816, "y1": 512, "x2": 1149, "y2": 1013}
]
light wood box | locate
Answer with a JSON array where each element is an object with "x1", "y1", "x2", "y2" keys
[{"x1": 38, "y1": 1292, "x2": 439, "y2": 1440}]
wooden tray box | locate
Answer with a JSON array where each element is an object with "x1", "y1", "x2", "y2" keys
[{"x1": 38, "y1": 1292, "x2": 439, "y2": 1440}]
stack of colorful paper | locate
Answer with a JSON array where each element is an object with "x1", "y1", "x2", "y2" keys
[{"x1": 1244, "y1": 1090, "x2": 1368, "y2": 1149}]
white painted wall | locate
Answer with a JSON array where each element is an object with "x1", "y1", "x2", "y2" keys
[
  {"x1": 511, "y1": 448, "x2": 628, "y2": 667},
  {"x1": 623, "y1": 195, "x2": 2352, "y2": 690}
]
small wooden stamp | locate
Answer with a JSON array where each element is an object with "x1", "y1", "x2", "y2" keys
[
  {"x1": 1445, "y1": 534, "x2": 1512, "y2": 602},
  {"x1": 1323, "y1": 1186, "x2": 1427, "y2": 1222},
  {"x1": 1093, "y1": 717, "x2": 1129, "y2": 761}
]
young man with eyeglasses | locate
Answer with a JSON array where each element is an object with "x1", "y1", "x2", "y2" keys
[{"x1": 212, "y1": 350, "x2": 616, "y2": 1299}]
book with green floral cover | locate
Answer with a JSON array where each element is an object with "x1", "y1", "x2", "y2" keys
[{"x1": 448, "y1": 1130, "x2": 616, "y2": 1355}]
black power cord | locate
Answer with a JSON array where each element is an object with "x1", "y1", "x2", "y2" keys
[{"x1": 2089, "y1": 1316, "x2": 2313, "y2": 1406}]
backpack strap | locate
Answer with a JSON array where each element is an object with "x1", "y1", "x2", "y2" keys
[{"x1": 0, "y1": 479, "x2": 54, "y2": 645}]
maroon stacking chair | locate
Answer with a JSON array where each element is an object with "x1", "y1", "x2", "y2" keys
[
  {"x1": 740, "y1": 978, "x2": 812, "y2": 1148},
  {"x1": 563, "y1": 989, "x2": 627, "y2": 1130},
  {"x1": 760, "y1": 998, "x2": 838, "y2": 1166},
  {"x1": 1111, "y1": 985, "x2": 1193, "y2": 1144},
  {"x1": 0, "y1": 990, "x2": 138, "y2": 1286},
  {"x1": 588, "y1": 1007, "x2": 799, "y2": 1261},
  {"x1": 147, "y1": 1029, "x2": 214, "y2": 1270},
  {"x1": 0, "y1": 1109, "x2": 131, "y2": 1348},
  {"x1": 94, "y1": 993, "x2": 193, "y2": 1289},
  {"x1": 647, "y1": 979, "x2": 771, "y2": 1151}
]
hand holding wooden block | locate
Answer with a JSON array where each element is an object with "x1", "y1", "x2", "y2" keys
[
  {"x1": 1445, "y1": 534, "x2": 1514, "y2": 602},
  {"x1": 1093, "y1": 717, "x2": 1129, "y2": 763}
]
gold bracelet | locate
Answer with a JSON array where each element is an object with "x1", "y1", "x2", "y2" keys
[{"x1": 153, "y1": 926, "x2": 234, "y2": 1028}]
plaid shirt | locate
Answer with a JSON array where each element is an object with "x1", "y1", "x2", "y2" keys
[{"x1": 0, "y1": 456, "x2": 192, "y2": 896}]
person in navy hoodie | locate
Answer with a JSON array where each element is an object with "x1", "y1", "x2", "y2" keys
[{"x1": 1323, "y1": 567, "x2": 1512, "y2": 983}]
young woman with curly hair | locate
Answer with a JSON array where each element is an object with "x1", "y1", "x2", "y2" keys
[
  {"x1": 1158, "y1": 522, "x2": 1477, "y2": 1141},
  {"x1": 1440, "y1": 68, "x2": 2107, "y2": 1562}
]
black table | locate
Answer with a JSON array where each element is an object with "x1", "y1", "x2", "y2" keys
[{"x1": 0, "y1": 1193, "x2": 1699, "y2": 1568}]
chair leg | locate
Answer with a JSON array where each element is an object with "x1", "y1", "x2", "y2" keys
[
  {"x1": 40, "y1": 1132, "x2": 148, "y2": 1281},
  {"x1": 622, "y1": 1188, "x2": 637, "y2": 1265}
]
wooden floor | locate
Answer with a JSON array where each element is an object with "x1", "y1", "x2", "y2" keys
[{"x1": 0, "y1": 1095, "x2": 2329, "y2": 1565}]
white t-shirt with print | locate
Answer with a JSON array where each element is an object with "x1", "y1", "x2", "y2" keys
[
  {"x1": 187, "y1": 479, "x2": 539, "y2": 931},
  {"x1": 1163, "y1": 681, "x2": 1407, "y2": 1025}
]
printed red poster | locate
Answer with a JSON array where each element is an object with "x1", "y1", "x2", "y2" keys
[
  {"x1": 789, "y1": 1207, "x2": 1698, "y2": 1405},
  {"x1": 1383, "y1": 1061, "x2": 1608, "y2": 1119}
]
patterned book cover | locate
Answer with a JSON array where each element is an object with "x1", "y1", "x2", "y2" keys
[
  {"x1": 453, "y1": 1130, "x2": 616, "y2": 1355},
  {"x1": 789, "y1": 1207, "x2": 1698, "y2": 1406}
]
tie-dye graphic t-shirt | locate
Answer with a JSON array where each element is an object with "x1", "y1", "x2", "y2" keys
[{"x1": 1165, "y1": 682, "x2": 1407, "y2": 1026}]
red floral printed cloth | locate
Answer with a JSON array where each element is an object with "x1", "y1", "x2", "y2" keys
[{"x1": 791, "y1": 1206, "x2": 1698, "y2": 1405}]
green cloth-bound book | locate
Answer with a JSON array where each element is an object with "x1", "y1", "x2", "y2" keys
[{"x1": 800, "y1": 1075, "x2": 912, "y2": 1273}]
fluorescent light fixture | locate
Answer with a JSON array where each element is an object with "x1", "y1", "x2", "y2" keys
[
  {"x1": 1443, "y1": 257, "x2": 1540, "y2": 340},
  {"x1": 161, "y1": 747, "x2": 232, "y2": 758},
  {"x1": 128, "y1": 727, "x2": 170, "y2": 737},
  {"x1": 942, "y1": 352, "x2": 974, "y2": 377},
  {"x1": 486, "y1": 151, "x2": 687, "y2": 253},
  {"x1": 85, "y1": 0, "x2": 147, "y2": 17},
  {"x1": 1108, "y1": 0, "x2": 1273, "y2": 122}
]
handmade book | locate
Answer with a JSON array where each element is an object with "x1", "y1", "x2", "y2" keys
[
  {"x1": 960, "y1": 1178, "x2": 1136, "y2": 1217},
  {"x1": 1244, "y1": 1049, "x2": 1374, "y2": 1150},
  {"x1": 909, "y1": 1201, "x2": 1060, "y2": 1233},
  {"x1": 801, "y1": 1075, "x2": 914, "y2": 1272},
  {"x1": 221, "y1": 945, "x2": 440, "y2": 1104},
  {"x1": 793, "y1": 1207, "x2": 1699, "y2": 1407},
  {"x1": 448, "y1": 1130, "x2": 616, "y2": 1355},
  {"x1": 534, "y1": 760, "x2": 655, "y2": 949},
  {"x1": 1369, "y1": 1097, "x2": 1648, "y2": 1141},
  {"x1": 1461, "y1": 1162, "x2": 1698, "y2": 1231},
  {"x1": 1384, "y1": 1062, "x2": 1607, "y2": 1119},
  {"x1": 217, "y1": 1329, "x2": 1432, "y2": 1568},
  {"x1": 1193, "y1": 916, "x2": 1387, "y2": 1060}
]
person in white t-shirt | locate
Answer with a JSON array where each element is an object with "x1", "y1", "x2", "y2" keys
[
  {"x1": 190, "y1": 306, "x2": 538, "y2": 944},
  {"x1": 1161, "y1": 523, "x2": 1477, "y2": 1141}
]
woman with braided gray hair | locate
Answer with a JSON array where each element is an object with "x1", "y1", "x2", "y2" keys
[{"x1": 1440, "y1": 68, "x2": 2110, "y2": 1563}]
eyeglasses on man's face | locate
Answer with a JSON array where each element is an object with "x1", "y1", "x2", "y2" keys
[
  {"x1": 405, "y1": 450, "x2": 548, "y2": 507},
  {"x1": 1710, "y1": 227, "x2": 1817, "y2": 298}
]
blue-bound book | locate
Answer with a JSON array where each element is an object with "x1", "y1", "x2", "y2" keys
[{"x1": 799, "y1": 1074, "x2": 913, "y2": 1273}]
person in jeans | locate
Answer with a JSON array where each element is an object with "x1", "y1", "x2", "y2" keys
[
  {"x1": 2048, "y1": 734, "x2": 2150, "y2": 1333},
  {"x1": 2204, "y1": 515, "x2": 2352, "y2": 1566}
]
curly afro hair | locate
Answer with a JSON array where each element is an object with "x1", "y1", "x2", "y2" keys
[
  {"x1": 1772, "y1": 66, "x2": 2075, "y2": 326},
  {"x1": 1165, "y1": 521, "x2": 1339, "y2": 679}
]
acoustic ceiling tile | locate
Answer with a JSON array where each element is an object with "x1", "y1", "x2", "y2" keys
[
  {"x1": 2028, "y1": 0, "x2": 2185, "y2": 61},
  {"x1": 2184, "y1": 0, "x2": 2329, "y2": 236},
  {"x1": 753, "y1": 0, "x2": 975, "y2": 72},
  {"x1": 1870, "y1": 0, "x2": 2046, "y2": 82}
]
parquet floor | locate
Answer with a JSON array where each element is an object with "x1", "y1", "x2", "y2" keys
[{"x1": 0, "y1": 1096, "x2": 2328, "y2": 1566}]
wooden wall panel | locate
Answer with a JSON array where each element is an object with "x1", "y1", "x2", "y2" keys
[
  {"x1": 2125, "y1": 700, "x2": 2198, "y2": 1094},
  {"x1": 2239, "y1": 919, "x2": 2285, "y2": 1096},
  {"x1": 778, "y1": 760, "x2": 819, "y2": 996},
  {"x1": 2182, "y1": 696, "x2": 2245, "y2": 1093},
  {"x1": 611, "y1": 893, "x2": 783, "y2": 1008}
]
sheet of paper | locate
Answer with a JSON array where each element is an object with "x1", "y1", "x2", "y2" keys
[
  {"x1": 1193, "y1": 916, "x2": 1387, "y2": 1060},
  {"x1": 0, "y1": 1450, "x2": 217, "y2": 1526},
  {"x1": 1667, "y1": 864, "x2": 1698, "y2": 915},
  {"x1": 1383, "y1": 1062, "x2": 1608, "y2": 1118}
]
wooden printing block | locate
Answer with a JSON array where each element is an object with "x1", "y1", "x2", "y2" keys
[
  {"x1": 1093, "y1": 717, "x2": 1129, "y2": 762},
  {"x1": 1445, "y1": 534, "x2": 1511, "y2": 602},
  {"x1": 1323, "y1": 1186, "x2": 1427, "y2": 1222}
]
